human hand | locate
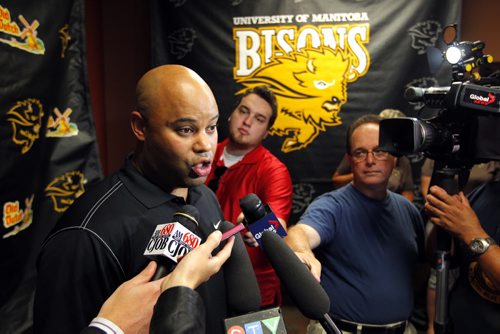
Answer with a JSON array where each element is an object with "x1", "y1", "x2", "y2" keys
[
  {"x1": 425, "y1": 185, "x2": 485, "y2": 242},
  {"x1": 97, "y1": 261, "x2": 162, "y2": 334},
  {"x1": 236, "y1": 211, "x2": 259, "y2": 247},
  {"x1": 294, "y1": 251, "x2": 322, "y2": 282},
  {"x1": 161, "y1": 230, "x2": 235, "y2": 291},
  {"x1": 236, "y1": 211, "x2": 246, "y2": 225},
  {"x1": 242, "y1": 231, "x2": 259, "y2": 247}
]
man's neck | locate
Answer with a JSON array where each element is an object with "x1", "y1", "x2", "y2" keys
[
  {"x1": 351, "y1": 182, "x2": 388, "y2": 201},
  {"x1": 226, "y1": 140, "x2": 257, "y2": 157},
  {"x1": 171, "y1": 188, "x2": 188, "y2": 201},
  {"x1": 132, "y1": 155, "x2": 189, "y2": 201}
]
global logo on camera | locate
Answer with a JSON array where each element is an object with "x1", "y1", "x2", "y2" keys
[{"x1": 469, "y1": 92, "x2": 496, "y2": 106}]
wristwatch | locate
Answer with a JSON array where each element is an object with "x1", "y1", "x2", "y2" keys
[{"x1": 469, "y1": 237, "x2": 497, "y2": 257}]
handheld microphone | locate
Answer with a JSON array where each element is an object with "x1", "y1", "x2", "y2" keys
[
  {"x1": 144, "y1": 205, "x2": 201, "y2": 281},
  {"x1": 239, "y1": 193, "x2": 287, "y2": 246},
  {"x1": 261, "y1": 230, "x2": 341, "y2": 334},
  {"x1": 219, "y1": 221, "x2": 261, "y2": 314}
]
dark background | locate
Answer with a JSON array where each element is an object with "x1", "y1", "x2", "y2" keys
[{"x1": 85, "y1": 0, "x2": 500, "y2": 176}]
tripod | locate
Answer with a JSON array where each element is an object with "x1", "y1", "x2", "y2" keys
[{"x1": 428, "y1": 163, "x2": 467, "y2": 334}]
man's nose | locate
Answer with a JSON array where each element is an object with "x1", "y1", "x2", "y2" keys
[
  {"x1": 243, "y1": 115, "x2": 253, "y2": 126},
  {"x1": 365, "y1": 151, "x2": 376, "y2": 164},
  {"x1": 195, "y1": 131, "x2": 214, "y2": 152}
]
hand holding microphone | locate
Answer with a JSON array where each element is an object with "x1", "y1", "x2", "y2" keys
[
  {"x1": 239, "y1": 193, "x2": 287, "y2": 247},
  {"x1": 235, "y1": 212, "x2": 259, "y2": 247},
  {"x1": 161, "y1": 230, "x2": 235, "y2": 291},
  {"x1": 94, "y1": 261, "x2": 162, "y2": 334},
  {"x1": 94, "y1": 231, "x2": 235, "y2": 334}
]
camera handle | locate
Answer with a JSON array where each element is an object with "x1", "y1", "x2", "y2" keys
[{"x1": 429, "y1": 165, "x2": 460, "y2": 334}]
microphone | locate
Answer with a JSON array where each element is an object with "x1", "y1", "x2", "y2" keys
[
  {"x1": 221, "y1": 219, "x2": 286, "y2": 333},
  {"x1": 239, "y1": 193, "x2": 287, "y2": 246},
  {"x1": 219, "y1": 221, "x2": 261, "y2": 314},
  {"x1": 144, "y1": 205, "x2": 201, "y2": 281},
  {"x1": 261, "y1": 230, "x2": 341, "y2": 334},
  {"x1": 404, "y1": 86, "x2": 450, "y2": 108}
]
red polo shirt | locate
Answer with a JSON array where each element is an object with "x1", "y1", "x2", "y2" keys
[{"x1": 206, "y1": 139, "x2": 293, "y2": 306}]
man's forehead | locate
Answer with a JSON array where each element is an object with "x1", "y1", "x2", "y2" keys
[
  {"x1": 240, "y1": 94, "x2": 272, "y2": 113},
  {"x1": 168, "y1": 112, "x2": 219, "y2": 125},
  {"x1": 351, "y1": 123, "x2": 379, "y2": 145},
  {"x1": 352, "y1": 122, "x2": 379, "y2": 135}
]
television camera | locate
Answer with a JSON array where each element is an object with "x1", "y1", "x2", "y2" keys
[{"x1": 379, "y1": 25, "x2": 500, "y2": 188}]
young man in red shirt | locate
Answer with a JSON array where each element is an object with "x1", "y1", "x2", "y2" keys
[{"x1": 206, "y1": 86, "x2": 293, "y2": 307}]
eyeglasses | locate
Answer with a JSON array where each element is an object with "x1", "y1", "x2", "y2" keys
[
  {"x1": 207, "y1": 166, "x2": 228, "y2": 192},
  {"x1": 350, "y1": 149, "x2": 390, "y2": 162}
]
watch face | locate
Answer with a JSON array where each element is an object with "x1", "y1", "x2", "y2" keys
[
  {"x1": 469, "y1": 238, "x2": 495, "y2": 255},
  {"x1": 470, "y1": 239, "x2": 485, "y2": 253}
]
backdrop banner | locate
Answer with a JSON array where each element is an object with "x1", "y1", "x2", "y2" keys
[
  {"x1": 0, "y1": 1, "x2": 102, "y2": 332},
  {"x1": 151, "y1": 0, "x2": 461, "y2": 222}
]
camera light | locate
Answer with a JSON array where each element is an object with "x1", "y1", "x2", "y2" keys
[{"x1": 445, "y1": 46, "x2": 462, "y2": 64}]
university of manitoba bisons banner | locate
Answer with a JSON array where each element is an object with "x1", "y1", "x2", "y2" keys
[
  {"x1": 151, "y1": 0, "x2": 461, "y2": 221},
  {"x1": 0, "y1": 1, "x2": 101, "y2": 331}
]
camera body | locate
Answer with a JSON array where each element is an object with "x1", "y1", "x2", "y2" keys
[
  {"x1": 380, "y1": 82, "x2": 500, "y2": 168},
  {"x1": 379, "y1": 30, "x2": 500, "y2": 170}
]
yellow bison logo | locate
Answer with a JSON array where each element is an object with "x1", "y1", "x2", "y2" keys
[
  {"x1": 45, "y1": 171, "x2": 86, "y2": 213},
  {"x1": 237, "y1": 47, "x2": 357, "y2": 152},
  {"x1": 6, "y1": 99, "x2": 44, "y2": 154}
]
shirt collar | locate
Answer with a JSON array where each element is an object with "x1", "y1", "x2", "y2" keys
[
  {"x1": 120, "y1": 155, "x2": 204, "y2": 208},
  {"x1": 218, "y1": 139, "x2": 266, "y2": 166}
]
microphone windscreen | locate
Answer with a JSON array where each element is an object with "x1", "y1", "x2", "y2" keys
[
  {"x1": 220, "y1": 221, "x2": 261, "y2": 314},
  {"x1": 261, "y1": 230, "x2": 330, "y2": 320},
  {"x1": 239, "y1": 193, "x2": 267, "y2": 224},
  {"x1": 174, "y1": 205, "x2": 200, "y2": 231}
]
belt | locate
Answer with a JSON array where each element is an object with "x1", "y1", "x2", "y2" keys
[{"x1": 332, "y1": 318, "x2": 407, "y2": 334}]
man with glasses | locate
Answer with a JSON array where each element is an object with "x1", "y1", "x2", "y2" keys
[
  {"x1": 285, "y1": 114, "x2": 425, "y2": 334},
  {"x1": 205, "y1": 85, "x2": 292, "y2": 307},
  {"x1": 331, "y1": 109, "x2": 414, "y2": 202}
]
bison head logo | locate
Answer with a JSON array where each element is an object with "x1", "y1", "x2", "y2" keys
[
  {"x1": 45, "y1": 171, "x2": 86, "y2": 213},
  {"x1": 237, "y1": 47, "x2": 356, "y2": 152},
  {"x1": 6, "y1": 99, "x2": 44, "y2": 154}
]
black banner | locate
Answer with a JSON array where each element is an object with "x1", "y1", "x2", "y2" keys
[
  {"x1": 0, "y1": 1, "x2": 102, "y2": 331},
  {"x1": 151, "y1": 0, "x2": 461, "y2": 223}
]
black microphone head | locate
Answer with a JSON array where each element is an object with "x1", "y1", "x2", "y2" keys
[
  {"x1": 239, "y1": 193, "x2": 267, "y2": 224},
  {"x1": 173, "y1": 205, "x2": 200, "y2": 231},
  {"x1": 219, "y1": 221, "x2": 261, "y2": 314},
  {"x1": 261, "y1": 230, "x2": 330, "y2": 320},
  {"x1": 404, "y1": 86, "x2": 425, "y2": 102}
]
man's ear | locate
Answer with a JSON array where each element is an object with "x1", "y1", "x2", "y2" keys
[
  {"x1": 130, "y1": 111, "x2": 146, "y2": 141},
  {"x1": 391, "y1": 155, "x2": 397, "y2": 168}
]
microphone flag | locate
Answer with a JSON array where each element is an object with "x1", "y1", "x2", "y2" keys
[
  {"x1": 224, "y1": 307, "x2": 287, "y2": 334},
  {"x1": 144, "y1": 221, "x2": 201, "y2": 263},
  {"x1": 246, "y1": 206, "x2": 287, "y2": 247}
]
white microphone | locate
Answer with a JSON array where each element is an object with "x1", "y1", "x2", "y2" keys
[{"x1": 144, "y1": 205, "x2": 201, "y2": 281}]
